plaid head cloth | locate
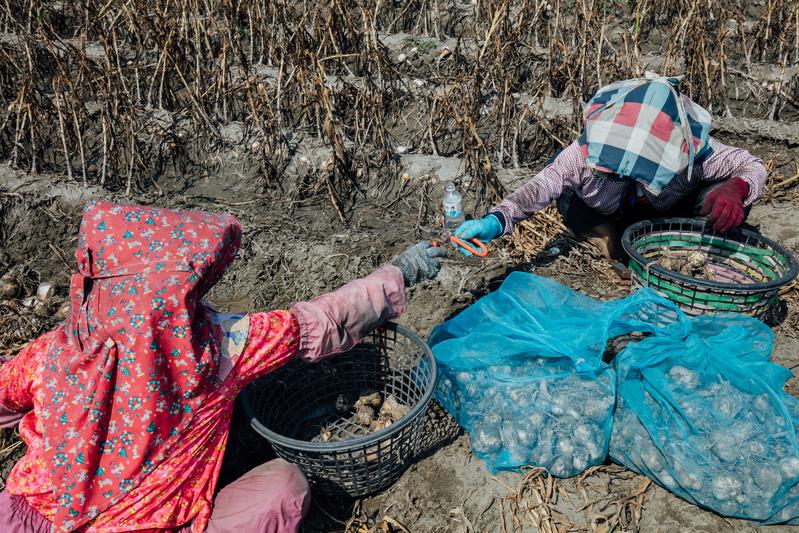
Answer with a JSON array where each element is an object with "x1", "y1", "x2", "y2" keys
[{"x1": 578, "y1": 73, "x2": 712, "y2": 195}]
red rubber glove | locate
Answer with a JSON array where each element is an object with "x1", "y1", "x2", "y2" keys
[{"x1": 700, "y1": 177, "x2": 750, "y2": 232}]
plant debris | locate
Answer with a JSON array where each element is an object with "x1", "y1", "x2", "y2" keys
[{"x1": 0, "y1": 268, "x2": 67, "y2": 357}]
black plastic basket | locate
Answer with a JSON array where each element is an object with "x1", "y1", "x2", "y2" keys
[
  {"x1": 622, "y1": 218, "x2": 798, "y2": 317},
  {"x1": 240, "y1": 322, "x2": 436, "y2": 497}
]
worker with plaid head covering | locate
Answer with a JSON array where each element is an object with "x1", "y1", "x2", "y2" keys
[{"x1": 454, "y1": 73, "x2": 767, "y2": 261}]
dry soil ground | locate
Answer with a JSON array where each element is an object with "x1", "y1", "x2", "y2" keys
[{"x1": 2, "y1": 136, "x2": 799, "y2": 532}]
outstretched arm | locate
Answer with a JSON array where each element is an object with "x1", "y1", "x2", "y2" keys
[
  {"x1": 489, "y1": 141, "x2": 587, "y2": 235},
  {"x1": 231, "y1": 243, "x2": 442, "y2": 386},
  {"x1": 229, "y1": 265, "x2": 404, "y2": 385},
  {"x1": 291, "y1": 264, "x2": 405, "y2": 363},
  {"x1": 452, "y1": 142, "x2": 586, "y2": 255}
]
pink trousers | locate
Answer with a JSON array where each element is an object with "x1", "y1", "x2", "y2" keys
[{"x1": 0, "y1": 459, "x2": 310, "y2": 532}]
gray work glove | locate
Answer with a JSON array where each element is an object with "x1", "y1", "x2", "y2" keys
[{"x1": 390, "y1": 241, "x2": 447, "y2": 287}]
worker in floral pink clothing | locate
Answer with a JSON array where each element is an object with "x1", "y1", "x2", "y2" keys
[
  {"x1": 0, "y1": 200, "x2": 444, "y2": 533},
  {"x1": 455, "y1": 75, "x2": 767, "y2": 260}
]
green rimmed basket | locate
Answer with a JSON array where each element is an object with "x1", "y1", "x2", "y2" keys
[{"x1": 622, "y1": 218, "x2": 797, "y2": 317}]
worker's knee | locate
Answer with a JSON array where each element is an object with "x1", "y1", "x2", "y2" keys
[
  {"x1": 583, "y1": 223, "x2": 625, "y2": 261},
  {"x1": 247, "y1": 459, "x2": 310, "y2": 498},
  {"x1": 207, "y1": 459, "x2": 310, "y2": 533},
  {"x1": 0, "y1": 491, "x2": 51, "y2": 532},
  {"x1": 0, "y1": 404, "x2": 25, "y2": 429}
]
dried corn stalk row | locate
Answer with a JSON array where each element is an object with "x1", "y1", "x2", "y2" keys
[{"x1": 1, "y1": 0, "x2": 797, "y2": 216}]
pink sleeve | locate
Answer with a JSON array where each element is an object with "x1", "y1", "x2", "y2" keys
[
  {"x1": 0, "y1": 331, "x2": 53, "y2": 425},
  {"x1": 290, "y1": 265, "x2": 406, "y2": 362},
  {"x1": 697, "y1": 139, "x2": 767, "y2": 206},
  {"x1": 233, "y1": 265, "x2": 405, "y2": 384},
  {"x1": 233, "y1": 310, "x2": 301, "y2": 385},
  {"x1": 491, "y1": 141, "x2": 587, "y2": 234}
]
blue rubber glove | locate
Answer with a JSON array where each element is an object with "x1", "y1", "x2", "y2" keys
[{"x1": 453, "y1": 214, "x2": 503, "y2": 256}]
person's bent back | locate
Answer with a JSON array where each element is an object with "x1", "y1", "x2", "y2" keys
[{"x1": 0, "y1": 201, "x2": 445, "y2": 532}]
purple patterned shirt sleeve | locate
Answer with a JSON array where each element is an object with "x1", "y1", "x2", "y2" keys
[
  {"x1": 491, "y1": 142, "x2": 587, "y2": 235},
  {"x1": 490, "y1": 138, "x2": 767, "y2": 235},
  {"x1": 693, "y1": 139, "x2": 766, "y2": 206}
]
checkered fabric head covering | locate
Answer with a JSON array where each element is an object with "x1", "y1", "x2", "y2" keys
[{"x1": 578, "y1": 73, "x2": 712, "y2": 195}]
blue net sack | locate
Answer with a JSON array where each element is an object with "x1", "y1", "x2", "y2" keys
[
  {"x1": 611, "y1": 313, "x2": 799, "y2": 523},
  {"x1": 429, "y1": 272, "x2": 681, "y2": 476}
]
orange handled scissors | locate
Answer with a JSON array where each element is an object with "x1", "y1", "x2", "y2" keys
[{"x1": 433, "y1": 236, "x2": 489, "y2": 257}]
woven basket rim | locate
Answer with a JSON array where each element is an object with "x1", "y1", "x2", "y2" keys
[
  {"x1": 621, "y1": 217, "x2": 798, "y2": 293},
  {"x1": 240, "y1": 321, "x2": 437, "y2": 453}
]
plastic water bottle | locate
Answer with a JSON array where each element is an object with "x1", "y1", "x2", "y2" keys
[{"x1": 443, "y1": 181, "x2": 464, "y2": 231}]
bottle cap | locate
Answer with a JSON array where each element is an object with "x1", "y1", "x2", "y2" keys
[{"x1": 445, "y1": 181, "x2": 455, "y2": 191}]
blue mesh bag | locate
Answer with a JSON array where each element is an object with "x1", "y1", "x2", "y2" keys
[
  {"x1": 611, "y1": 313, "x2": 799, "y2": 523},
  {"x1": 430, "y1": 271, "x2": 799, "y2": 521},
  {"x1": 429, "y1": 272, "x2": 683, "y2": 476}
]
